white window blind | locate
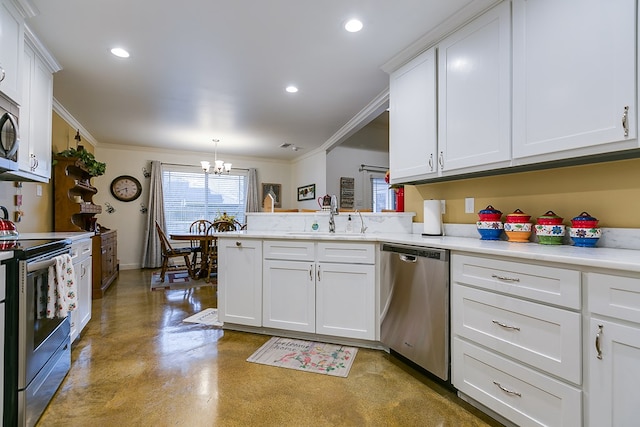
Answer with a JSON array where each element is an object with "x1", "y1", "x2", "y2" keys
[{"x1": 162, "y1": 164, "x2": 247, "y2": 235}]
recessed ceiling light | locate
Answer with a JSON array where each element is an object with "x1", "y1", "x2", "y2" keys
[
  {"x1": 285, "y1": 85, "x2": 298, "y2": 93},
  {"x1": 110, "y1": 47, "x2": 130, "y2": 58},
  {"x1": 344, "y1": 19, "x2": 363, "y2": 33}
]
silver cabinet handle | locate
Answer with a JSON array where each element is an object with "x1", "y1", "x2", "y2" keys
[
  {"x1": 428, "y1": 153, "x2": 433, "y2": 171},
  {"x1": 491, "y1": 274, "x2": 520, "y2": 282},
  {"x1": 493, "y1": 381, "x2": 522, "y2": 397},
  {"x1": 438, "y1": 151, "x2": 444, "y2": 168},
  {"x1": 492, "y1": 320, "x2": 520, "y2": 331},
  {"x1": 595, "y1": 324, "x2": 604, "y2": 360},
  {"x1": 622, "y1": 106, "x2": 629, "y2": 137},
  {"x1": 309, "y1": 265, "x2": 313, "y2": 281},
  {"x1": 0, "y1": 67, "x2": 5, "y2": 83},
  {"x1": 317, "y1": 265, "x2": 321, "y2": 281},
  {"x1": 235, "y1": 241, "x2": 241, "y2": 247}
]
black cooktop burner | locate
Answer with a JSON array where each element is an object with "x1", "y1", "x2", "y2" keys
[{"x1": 0, "y1": 238, "x2": 71, "y2": 260}]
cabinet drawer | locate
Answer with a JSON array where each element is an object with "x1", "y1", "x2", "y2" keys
[
  {"x1": 452, "y1": 254, "x2": 581, "y2": 309},
  {"x1": 453, "y1": 284, "x2": 581, "y2": 384},
  {"x1": 587, "y1": 272, "x2": 640, "y2": 323},
  {"x1": 70, "y1": 239, "x2": 92, "y2": 262},
  {"x1": 453, "y1": 337, "x2": 582, "y2": 427},
  {"x1": 263, "y1": 240, "x2": 315, "y2": 261},
  {"x1": 316, "y1": 242, "x2": 375, "y2": 264}
]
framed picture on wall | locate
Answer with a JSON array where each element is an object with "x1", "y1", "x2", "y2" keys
[
  {"x1": 297, "y1": 184, "x2": 315, "y2": 201},
  {"x1": 261, "y1": 183, "x2": 282, "y2": 208}
]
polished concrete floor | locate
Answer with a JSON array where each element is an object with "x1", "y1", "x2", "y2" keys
[{"x1": 38, "y1": 269, "x2": 503, "y2": 427}]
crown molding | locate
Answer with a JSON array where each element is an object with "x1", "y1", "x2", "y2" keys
[
  {"x1": 24, "y1": 25, "x2": 62, "y2": 73},
  {"x1": 381, "y1": 0, "x2": 502, "y2": 74},
  {"x1": 52, "y1": 98, "x2": 100, "y2": 147}
]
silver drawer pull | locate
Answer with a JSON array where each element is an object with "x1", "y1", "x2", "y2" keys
[
  {"x1": 595, "y1": 324, "x2": 604, "y2": 360},
  {"x1": 622, "y1": 106, "x2": 629, "y2": 137},
  {"x1": 492, "y1": 320, "x2": 520, "y2": 331},
  {"x1": 493, "y1": 381, "x2": 522, "y2": 397},
  {"x1": 491, "y1": 274, "x2": 520, "y2": 282}
]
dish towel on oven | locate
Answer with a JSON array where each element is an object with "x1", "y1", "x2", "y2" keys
[{"x1": 46, "y1": 254, "x2": 78, "y2": 319}]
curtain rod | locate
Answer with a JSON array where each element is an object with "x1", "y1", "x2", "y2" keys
[
  {"x1": 160, "y1": 161, "x2": 249, "y2": 171},
  {"x1": 359, "y1": 164, "x2": 388, "y2": 172}
]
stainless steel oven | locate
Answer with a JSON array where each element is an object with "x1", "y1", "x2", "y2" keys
[
  {"x1": 0, "y1": 94, "x2": 19, "y2": 173},
  {"x1": 3, "y1": 239, "x2": 72, "y2": 427}
]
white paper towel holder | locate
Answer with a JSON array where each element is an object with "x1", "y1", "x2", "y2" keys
[{"x1": 422, "y1": 199, "x2": 443, "y2": 237}]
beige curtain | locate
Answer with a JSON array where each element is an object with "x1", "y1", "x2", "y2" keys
[
  {"x1": 141, "y1": 160, "x2": 165, "y2": 268},
  {"x1": 245, "y1": 168, "x2": 260, "y2": 213}
]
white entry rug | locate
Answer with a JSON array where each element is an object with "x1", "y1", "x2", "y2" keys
[
  {"x1": 247, "y1": 337, "x2": 358, "y2": 377},
  {"x1": 183, "y1": 308, "x2": 223, "y2": 326}
]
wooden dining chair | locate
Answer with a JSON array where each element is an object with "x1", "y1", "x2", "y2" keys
[
  {"x1": 155, "y1": 221, "x2": 194, "y2": 281},
  {"x1": 189, "y1": 219, "x2": 213, "y2": 266}
]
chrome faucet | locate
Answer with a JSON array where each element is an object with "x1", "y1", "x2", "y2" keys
[
  {"x1": 329, "y1": 195, "x2": 338, "y2": 233},
  {"x1": 356, "y1": 209, "x2": 368, "y2": 234}
]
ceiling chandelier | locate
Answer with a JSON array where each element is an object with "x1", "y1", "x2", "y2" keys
[{"x1": 201, "y1": 139, "x2": 231, "y2": 175}]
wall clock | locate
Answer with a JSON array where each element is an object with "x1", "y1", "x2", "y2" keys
[{"x1": 110, "y1": 175, "x2": 142, "y2": 202}]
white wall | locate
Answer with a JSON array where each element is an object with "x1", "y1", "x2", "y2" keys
[
  {"x1": 291, "y1": 150, "x2": 327, "y2": 211},
  {"x1": 326, "y1": 146, "x2": 389, "y2": 210},
  {"x1": 94, "y1": 143, "x2": 292, "y2": 270}
]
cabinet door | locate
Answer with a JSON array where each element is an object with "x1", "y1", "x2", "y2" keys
[
  {"x1": 77, "y1": 256, "x2": 92, "y2": 332},
  {"x1": 438, "y1": 2, "x2": 511, "y2": 173},
  {"x1": 588, "y1": 318, "x2": 640, "y2": 427},
  {"x1": 388, "y1": 46, "x2": 437, "y2": 183},
  {"x1": 218, "y1": 238, "x2": 262, "y2": 326},
  {"x1": 14, "y1": 41, "x2": 53, "y2": 181},
  {"x1": 0, "y1": 0, "x2": 23, "y2": 103},
  {"x1": 316, "y1": 262, "x2": 375, "y2": 340},
  {"x1": 263, "y1": 260, "x2": 315, "y2": 333},
  {"x1": 512, "y1": 0, "x2": 636, "y2": 161}
]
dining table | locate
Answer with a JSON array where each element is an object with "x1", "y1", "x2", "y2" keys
[{"x1": 169, "y1": 233, "x2": 218, "y2": 282}]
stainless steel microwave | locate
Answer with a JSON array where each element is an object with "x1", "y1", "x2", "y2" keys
[{"x1": 0, "y1": 94, "x2": 19, "y2": 173}]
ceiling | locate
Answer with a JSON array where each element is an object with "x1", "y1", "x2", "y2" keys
[{"x1": 26, "y1": 0, "x2": 479, "y2": 161}]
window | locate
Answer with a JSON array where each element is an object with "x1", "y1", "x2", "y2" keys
[
  {"x1": 162, "y1": 164, "x2": 247, "y2": 235},
  {"x1": 371, "y1": 177, "x2": 395, "y2": 212}
]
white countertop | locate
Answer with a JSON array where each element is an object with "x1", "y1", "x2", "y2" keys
[
  {"x1": 217, "y1": 231, "x2": 640, "y2": 273},
  {"x1": 18, "y1": 232, "x2": 94, "y2": 242}
]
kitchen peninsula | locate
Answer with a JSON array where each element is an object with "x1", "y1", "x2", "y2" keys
[{"x1": 217, "y1": 212, "x2": 640, "y2": 427}]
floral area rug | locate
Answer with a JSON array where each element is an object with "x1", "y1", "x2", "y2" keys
[
  {"x1": 246, "y1": 337, "x2": 357, "y2": 377},
  {"x1": 183, "y1": 308, "x2": 223, "y2": 327}
]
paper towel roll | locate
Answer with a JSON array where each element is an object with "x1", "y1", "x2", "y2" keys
[{"x1": 423, "y1": 200, "x2": 443, "y2": 236}]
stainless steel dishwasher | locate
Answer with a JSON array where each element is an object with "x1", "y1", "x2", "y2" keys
[{"x1": 380, "y1": 243, "x2": 450, "y2": 381}]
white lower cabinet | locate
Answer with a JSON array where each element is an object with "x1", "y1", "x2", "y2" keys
[
  {"x1": 218, "y1": 238, "x2": 262, "y2": 327},
  {"x1": 585, "y1": 272, "x2": 640, "y2": 427},
  {"x1": 262, "y1": 240, "x2": 376, "y2": 340},
  {"x1": 263, "y1": 259, "x2": 315, "y2": 333},
  {"x1": 315, "y1": 262, "x2": 374, "y2": 340},
  {"x1": 451, "y1": 253, "x2": 582, "y2": 426},
  {"x1": 70, "y1": 238, "x2": 92, "y2": 342}
]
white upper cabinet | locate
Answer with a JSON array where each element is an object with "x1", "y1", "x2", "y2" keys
[
  {"x1": 438, "y1": 2, "x2": 511, "y2": 174},
  {"x1": 512, "y1": 0, "x2": 637, "y2": 162},
  {"x1": 0, "y1": 0, "x2": 24, "y2": 104},
  {"x1": 388, "y1": 46, "x2": 437, "y2": 184}
]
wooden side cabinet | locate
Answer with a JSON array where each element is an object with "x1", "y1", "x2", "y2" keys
[{"x1": 92, "y1": 229, "x2": 118, "y2": 299}]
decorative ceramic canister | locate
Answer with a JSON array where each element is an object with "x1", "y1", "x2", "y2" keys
[
  {"x1": 570, "y1": 212, "x2": 601, "y2": 247},
  {"x1": 504, "y1": 209, "x2": 532, "y2": 242},
  {"x1": 476, "y1": 221, "x2": 504, "y2": 240},
  {"x1": 535, "y1": 210, "x2": 565, "y2": 244}
]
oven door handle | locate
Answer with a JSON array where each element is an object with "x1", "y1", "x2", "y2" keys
[{"x1": 27, "y1": 258, "x2": 58, "y2": 273}]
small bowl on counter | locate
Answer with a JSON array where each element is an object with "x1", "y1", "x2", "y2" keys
[
  {"x1": 505, "y1": 208, "x2": 531, "y2": 223},
  {"x1": 504, "y1": 222, "x2": 532, "y2": 243},
  {"x1": 534, "y1": 224, "x2": 566, "y2": 245},
  {"x1": 476, "y1": 221, "x2": 504, "y2": 240},
  {"x1": 571, "y1": 212, "x2": 599, "y2": 228},
  {"x1": 569, "y1": 213, "x2": 601, "y2": 247}
]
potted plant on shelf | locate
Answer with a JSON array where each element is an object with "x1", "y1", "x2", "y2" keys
[{"x1": 54, "y1": 147, "x2": 107, "y2": 177}]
